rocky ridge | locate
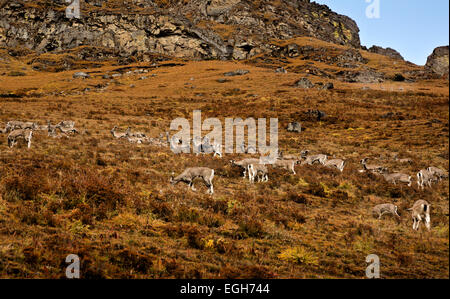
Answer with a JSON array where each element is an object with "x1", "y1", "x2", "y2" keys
[
  {"x1": 0, "y1": 0, "x2": 360, "y2": 60},
  {"x1": 425, "y1": 46, "x2": 449, "y2": 77}
]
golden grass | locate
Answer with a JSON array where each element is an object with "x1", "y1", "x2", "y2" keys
[{"x1": 0, "y1": 38, "x2": 448, "y2": 278}]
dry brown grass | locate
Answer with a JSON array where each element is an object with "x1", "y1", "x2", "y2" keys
[{"x1": 0, "y1": 37, "x2": 448, "y2": 278}]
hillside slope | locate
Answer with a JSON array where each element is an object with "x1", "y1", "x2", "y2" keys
[{"x1": 0, "y1": 35, "x2": 448, "y2": 278}]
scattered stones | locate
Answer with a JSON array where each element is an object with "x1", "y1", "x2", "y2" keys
[
  {"x1": 287, "y1": 122, "x2": 302, "y2": 133},
  {"x1": 336, "y1": 67, "x2": 384, "y2": 83},
  {"x1": 303, "y1": 109, "x2": 327, "y2": 122},
  {"x1": 73, "y1": 72, "x2": 90, "y2": 79},
  {"x1": 336, "y1": 48, "x2": 368, "y2": 65},
  {"x1": 380, "y1": 112, "x2": 405, "y2": 120},
  {"x1": 295, "y1": 77, "x2": 315, "y2": 89},
  {"x1": 224, "y1": 69, "x2": 250, "y2": 77},
  {"x1": 216, "y1": 78, "x2": 230, "y2": 83},
  {"x1": 275, "y1": 67, "x2": 287, "y2": 73},
  {"x1": 316, "y1": 82, "x2": 334, "y2": 90}
]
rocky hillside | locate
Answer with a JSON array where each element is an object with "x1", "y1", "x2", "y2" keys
[
  {"x1": 426, "y1": 46, "x2": 449, "y2": 77},
  {"x1": 0, "y1": 0, "x2": 360, "y2": 60},
  {"x1": 368, "y1": 46, "x2": 404, "y2": 61}
]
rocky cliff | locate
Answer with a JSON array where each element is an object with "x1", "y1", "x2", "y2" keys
[
  {"x1": 0, "y1": 0, "x2": 361, "y2": 60},
  {"x1": 368, "y1": 45, "x2": 404, "y2": 61},
  {"x1": 425, "y1": 46, "x2": 449, "y2": 77}
]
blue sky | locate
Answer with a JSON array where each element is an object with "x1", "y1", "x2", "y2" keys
[{"x1": 315, "y1": 0, "x2": 449, "y2": 65}]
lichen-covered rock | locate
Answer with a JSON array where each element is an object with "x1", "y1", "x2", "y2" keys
[
  {"x1": 336, "y1": 67, "x2": 384, "y2": 83},
  {"x1": 425, "y1": 46, "x2": 449, "y2": 77},
  {"x1": 295, "y1": 78, "x2": 315, "y2": 89},
  {"x1": 0, "y1": 0, "x2": 361, "y2": 61}
]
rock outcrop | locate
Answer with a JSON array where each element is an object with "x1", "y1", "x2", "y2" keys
[
  {"x1": 425, "y1": 46, "x2": 449, "y2": 76},
  {"x1": 368, "y1": 45, "x2": 404, "y2": 61},
  {"x1": 0, "y1": 0, "x2": 361, "y2": 61}
]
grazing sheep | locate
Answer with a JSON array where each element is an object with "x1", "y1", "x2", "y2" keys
[
  {"x1": 427, "y1": 167, "x2": 448, "y2": 181},
  {"x1": 193, "y1": 136, "x2": 222, "y2": 157},
  {"x1": 248, "y1": 164, "x2": 269, "y2": 183},
  {"x1": 111, "y1": 126, "x2": 128, "y2": 139},
  {"x1": 126, "y1": 127, "x2": 146, "y2": 138},
  {"x1": 8, "y1": 129, "x2": 33, "y2": 148},
  {"x1": 408, "y1": 200, "x2": 431, "y2": 231},
  {"x1": 147, "y1": 135, "x2": 169, "y2": 147},
  {"x1": 230, "y1": 158, "x2": 260, "y2": 178},
  {"x1": 56, "y1": 124, "x2": 78, "y2": 134},
  {"x1": 127, "y1": 136, "x2": 146, "y2": 144},
  {"x1": 372, "y1": 203, "x2": 401, "y2": 220},
  {"x1": 417, "y1": 169, "x2": 436, "y2": 190},
  {"x1": 169, "y1": 135, "x2": 190, "y2": 153},
  {"x1": 324, "y1": 159, "x2": 346, "y2": 172},
  {"x1": 47, "y1": 121, "x2": 64, "y2": 138},
  {"x1": 272, "y1": 159, "x2": 298, "y2": 174},
  {"x1": 5, "y1": 121, "x2": 37, "y2": 132},
  {"x1": 393, "y1": 154, "x2": 413, "y2": 164},
  {"x1": 170, "y1": 167, "x2": 215, "y2": 194},
  {"x1": 300, "y1": 150, "x2": 327, "y2": 165},
  {"x1": 57, "y1": 121, "x2": 76, "y2": 129},
  {"x1": 382, "y1": 172, "x2": 412, "y2": 186},
  {"x1": 360, "y1": 158, "x2": 387, "y2": 174},
  {"x1": 278, "y1": 151, "x2": 299, "y2": 160},
  {"x1": 239, "y1": 141, "x2": 257, "y2": 154},
  {"x1": 201, "y1": 136, "x2": 222, "y2": 158}
]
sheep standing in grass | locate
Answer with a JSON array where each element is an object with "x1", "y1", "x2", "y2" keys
[
  {"x1": 272, "y1": 159, "x2": 298, "y2": 174},
  {"x1": 324, "y1": 159, "x2": 346, "y2": 172},
  {"x1": 300, "y1": 150, "x2": 327, "y2": 165},
  {"x1": 170, "y1": 167, "x2": 215, "y2": 194},
  {"x1": 8, "y1": 129, "x2": 33, "y2": 148},
  {"x1": 201, "y1": 137, "x2": 222, "y2": 158},
  {"x1": 360, "y1": 158, "x2": 386, "y2": 174},
  {"x1": 126, "y1": 127, "x2": 146, "y2": 138},
  {"x1": 278, "y1": 151, "x2": 299, "y2": 160},
  {"x1": 372, "y1": 204, "x2": 401, "y2": 220},
  {"x1": 230, "y1": 159, "x2": 260, "y2": 178},
  {"x1": 417, "y1": 169, "x2": 436, "y2": 190},
  {"x1": 47, "y1": 121, "x2": 63, "y2": 138},
  {"x1": 382, "y1": 172, "x2": 412, "y2": 187},
  {"x1": 111, "y1": 126, "x2": 128, "y2": 139},
  {"x1": 5, "y1": 121, "x2": 37, "y2": 133},
  {"x1": 427, "y1": 167, "x2": 448, "y2": 181},
  {"x1": 408, "y1": 200, "x2": 431, "y2": 231},
  {"x1": 248, "y1": 164, "x2": 269, "y2": 183}
]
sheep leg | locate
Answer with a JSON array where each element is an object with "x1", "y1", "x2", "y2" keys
[
  {"x1": 208, "y1": 183, "x2": 214, "y2": 194},
  {"x1": 425, "y1": 213, "x2": 431, "y2": 230}
]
